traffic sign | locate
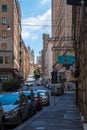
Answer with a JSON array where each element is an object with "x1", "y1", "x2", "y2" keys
[{"x1": 67, "y1": 0, "x2": 87, "y2": 6}]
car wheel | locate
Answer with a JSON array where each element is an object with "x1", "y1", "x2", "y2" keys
[
  {"x1": 18, "y1": 114, "x2": 23, "y2": 125},
  {"x1": 27, "y1": 110, "x2": 31, "y2": 118},
  {"x1": 47, "y1": 101, "x2": 50, "y2": 106},
  {"x1": 40, "y1": 105, "x2": 42, "y2": 110},
  {"x1": 0, "y1": 119, "x2": 5, "y2": 130},
  {"x1": 30, "y1": 109, "x2": 33, "y2": 117},
  {"x1": 34, "y1": 108, "x2": 37, "y2": 114}
]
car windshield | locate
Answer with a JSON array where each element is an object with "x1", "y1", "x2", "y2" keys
[
  {"x1": 33, "y1": 92, "x2": 38, "y2": 98},
  {"x1": 29, "y1": 75, "x2": 34, "y2": 78},
  {"x1": 23, "y1": 91, "x2": 31, "y2": 100},
  {"x1": 39, "y1": 92, "x2": 46, "y2": 96},
  {"x1": 0, "y1": 93, "x2": 19, "y2": 105},
  {"x1": 29, "y1": 81, "x2": 35, "y2": 82},
  {"x1": 26, "y1": 80, "x2": 35, "y2": 83}
]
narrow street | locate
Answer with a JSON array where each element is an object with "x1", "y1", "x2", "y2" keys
[
  {"x1": 0, "y1": 0, "x2": 87, "y2": 130},
  {"x1": 14, "y1": 90, "x2": 83, "y2": 130}
]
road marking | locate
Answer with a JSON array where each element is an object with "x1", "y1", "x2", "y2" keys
[{"x1": 36, "y1": 127, "x2": 45, "y2": 129}]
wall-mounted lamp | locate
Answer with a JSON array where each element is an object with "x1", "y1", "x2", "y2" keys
[{"x1": 7, "y1": 25, "x2": 11, "y2": 31}]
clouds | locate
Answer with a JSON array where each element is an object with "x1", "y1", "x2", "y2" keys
[
  {"x1": 41, "y1": 0, "x2": 50, "y2": 4},
  {"x1": 20, "y1": 0, "x2": 51, "y2": 60},
  {"x1": 22, "y1": 8, "x2": 51, "y2": 41}
]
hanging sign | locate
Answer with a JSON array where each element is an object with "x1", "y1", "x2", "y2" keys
[{"x1": 58, "y1": 55, "x2": 75, "y2": 64}]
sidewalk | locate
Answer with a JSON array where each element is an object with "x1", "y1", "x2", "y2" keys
[
  {"x1": 15, "y1": 90, "x2": 84, "y2": 130},
  {"x1": 65, "y1": 91, "x2": 87, "y2": 130},
  {"x1": 50, "y1": 91, "x2": 84, "y2": 130},
  {"x1": 83, "y1": 123, "x2": 87, "y2": 130}
]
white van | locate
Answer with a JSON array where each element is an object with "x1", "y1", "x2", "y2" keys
[{"x1": 51, "y1": 83, "x2": 64, "y2": 95}]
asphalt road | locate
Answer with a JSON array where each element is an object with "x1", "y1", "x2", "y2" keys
[
  {"x1": 6, "y1": 85, "x2": 83, "y2": 130},
  {"x1": 14, "y1": 94, "x2": 61, "y2": 130},
  {"x1": 6, "y1": 85, "x2": 58, "y2": 130},
  {"x1": 14, "y1": 90, "x2": 83, "y2": 130}
]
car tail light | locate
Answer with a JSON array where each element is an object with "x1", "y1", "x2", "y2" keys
[{"x1": 35, "y1": 97, "x2": 40, "y2": 103}]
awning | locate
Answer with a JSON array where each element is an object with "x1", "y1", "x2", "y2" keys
[{"x1": 70, "y1": 75, "x2": 78, "y2": 81}]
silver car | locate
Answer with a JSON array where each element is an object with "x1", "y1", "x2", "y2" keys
[{"x1": 37, "y1": 90, "x2": 50, "y2": 106}]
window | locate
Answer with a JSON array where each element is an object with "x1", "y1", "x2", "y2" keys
[
  {"x1": 2, "y1": 30, "x2": 7, "y2": 38},
  {"x1": 0, "y1": 57, "x2": 3, "y2": 64},
  {"x1": 0, "y1": 75, "x2": 8, "y2": 82},
  {"x1": 2, "y1": 5, "x2": 7, "y2": 12},
  {"x1": 20, "y1": 94, "x2": 28, "y2": 103},
  {"x1": 2, "y1": 17, "x2": 7, "y2": 25},
  {"x1": 5, "y1": 56, "x2": 10, "y2": 64},
  {"x1": 1, "y1": 43, "x2": 7, "y2": 51}
]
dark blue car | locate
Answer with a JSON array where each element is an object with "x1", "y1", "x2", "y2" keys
[
  {"x1": 22, "y1": 90, "x2": 37, "y2": 115},
  {"x1": 0, "y1": 92, "x2": 30, "y2": 125}
]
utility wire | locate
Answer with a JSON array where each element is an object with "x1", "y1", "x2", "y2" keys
[
  {"x1": 21, "y1": 24, "x2": 72, "y2": 28},
  {"x1": 22, "y1": 19, "x2": 72, "y2": 22},
  {"x1": 21, "y1": 18, "x2": 72, "y2": 23}
]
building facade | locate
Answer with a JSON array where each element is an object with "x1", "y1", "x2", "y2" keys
[
  {"x1": 0, "y1": 0, "x2": 23, "y2": 86},
  {"x1": 28, "y1": 47, "x2": 35, "y2": 74},
  {"x1": 51, "y1": 0, "x2": 74, "y2": 89},
  {"x1": 72, "y1": 3, "x2": 87, "y2": 122},
  {"x1": 21, "y1": 41, "x2": 30, "y2": 80},
  {"x1": 42, "y1": 34, "x2": 53, "y2": 81},
  {"x1": 52, "y1": 0, "x2": 73, "y2": 68},
  {"x1": 45, "y1": 41, "x2": 53, "y2": 80}
]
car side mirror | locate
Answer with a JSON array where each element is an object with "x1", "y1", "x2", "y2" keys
[
  {"x1": 27, "y1": 95, "x2": 31, "y2": 100},
  {"x1": 14, "y1": 100, "x2": 19, "y2": 105}
]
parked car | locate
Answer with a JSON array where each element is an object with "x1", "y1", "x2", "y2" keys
[
  {"x1": 0, "y1": 103, "x2": 5, "y2": 130},
  {"x1": 51, "y1": 83, "x2": 64, "y2": 96},
  {"x1": 25, "y1": 80, "x2": 36, "y2": 86},
  {"x1": 22, "y1": 84, "x2": 30, "y2": 90},
  {"x1": 26, "y1": 74, "x2": 36, "y2": 83},
  {"x1": 37, "y1": 90, "x2": 50, "y2": 106},
  {"x1": 68, "y1": 82, "x2": 75, "y2": 90},
  {"x1": 22, "y1": 90, "x2": 37, "y2": 115},
  {"x1": 0, "y1": 92, "x2": 30, "y2": 126},
  {"x1": 36, "y1": 78, "x2": 43, "y2": 86},
  {"x1": 36, "y1": 80, "x2": 43, "y2": 86},
  {"x1": 27, "y1": 74, "x2": 35, "y2": 80},
  {"x1": 33, "y1": 91, "x2": 42, "y2": 111}
]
